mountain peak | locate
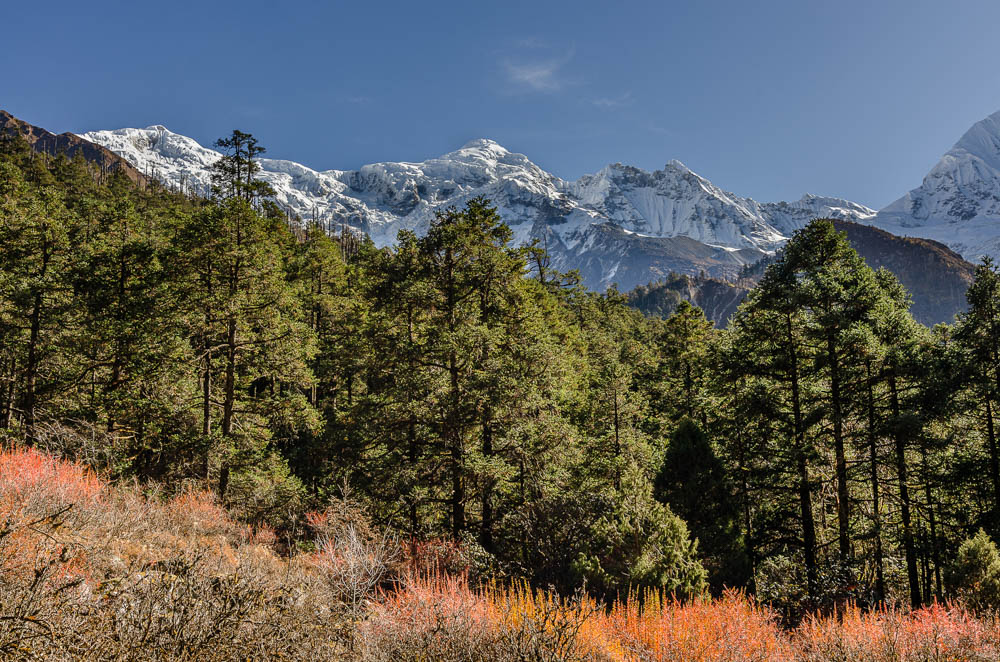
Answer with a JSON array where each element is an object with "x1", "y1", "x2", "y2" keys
[
  {"x1": 948, "y1": 109, "x2": 1000, "y2": 173},
  {"x1": 80, "y1": 122, "x2": 875, "y2": 289},
  {"x1": 459, "y1": 138, "x2": 509, "y2": 152},
  {"x1": 872, "y1": 107, "x2": 1000, "y2": 261}
]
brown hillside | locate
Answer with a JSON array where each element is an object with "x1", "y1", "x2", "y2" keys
[
  {"x1": 833, "y1": 219, "x2": 974, "y2": 326},
  {"x1": 0, "y1": 110, "x2": 148, "y2": 185}
]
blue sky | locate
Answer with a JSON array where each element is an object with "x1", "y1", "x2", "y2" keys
[{"x1": 5, "y1": 0, "x2": 1000, "y2": 209}]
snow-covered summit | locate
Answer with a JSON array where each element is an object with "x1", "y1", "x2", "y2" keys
[
  {"x1": 79, "y1": 126, "x2": 875, "y2": 289},
  {"x1": 872, "y1": 110, "x2": 1000, "y2": 260}
]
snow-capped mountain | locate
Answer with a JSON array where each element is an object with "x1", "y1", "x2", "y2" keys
[
  {"x1": 80, "y1": 125, "x2": 875, "y2": 290},
  {"x1": 873, "y1": 110, "x2": 1000, "y2": 260}
]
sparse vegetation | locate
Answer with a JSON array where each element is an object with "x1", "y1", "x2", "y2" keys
[{"x1": 5, "y1": 445, "x2": 1000, "y2": 660}]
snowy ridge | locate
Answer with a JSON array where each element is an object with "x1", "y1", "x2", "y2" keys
[
  {"x1": 80, "y1": 126, "x2": 875, "y2": 289},
  {"x1": 872, "y1": 110, "x2": 1000, "y2": 260}
]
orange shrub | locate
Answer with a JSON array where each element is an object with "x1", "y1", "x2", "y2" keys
[
  {"x1": 592, "y1": 590, "x2": 790, "y2": 662},
  {"x1": 374, "y1": 571, "x2": 493, "y2": 630},
  {"x1": 361, "y1": 577, "x2": 1000, "y2": 662},
  {"x1": 794, "y1": 601, "x2": 1000, "y2": 661},
  {"x1": 362, "y1": 575, "x2": 788, "y2": 661},
  {"x1": 0, "y1": 444, "x2": 104, "y2": 513},
  {"x1": 166, "y1": 487, "x2": 247, "y2": 537}
]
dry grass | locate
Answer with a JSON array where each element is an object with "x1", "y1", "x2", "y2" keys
[
  {"x1": 4, "y1": 443, "x2": 1000, "y2": 661},
  {"x1": 0, "y1": 444, "x2": 344, "y2": 660}
]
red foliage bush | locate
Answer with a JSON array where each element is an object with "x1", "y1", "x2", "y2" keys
[
  {"x1": 794, "y1": 601, "x2": 1000, "y2": 661},
  {"x1": 0, "y1": 445, "x2": 104, "y2": 513}
]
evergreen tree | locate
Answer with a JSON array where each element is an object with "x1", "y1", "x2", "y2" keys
[
  {"x1": 71, "y1": 177, "x2": 192, "y2": 476},
  {"x1": 726, "y1": 247, "x2": 822, "y2": 597},
  {"x1": 955, "y1": 258, "x2": 1000, "y2": 528},
  {"x1": 781, "y1": 220, "x2": 885, "y2": 563},
  {"x1": 178, "y1": 132, "x2": 316, "y2": 504},
  {"x1": 211, "y1": 130, "x2": 276, "y2": 205},
  {"x1": 655, "y1": 417, "x2": 747, "y2": 590},
  {"x1": 0, "y1": 162, "x2": 77, "y2": 440}
]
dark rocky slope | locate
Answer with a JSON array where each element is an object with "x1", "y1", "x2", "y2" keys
[{"x1": 0, "y1": 110, "x2": 148, "y2": 185}]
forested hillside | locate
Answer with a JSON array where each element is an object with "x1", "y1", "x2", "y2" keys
[
  {"x1": 627, "y1": 221, "x2": 974, "y2": 328},
  {"x1": 7, "y1": 128, "x2": 1000, "y2": 659}
]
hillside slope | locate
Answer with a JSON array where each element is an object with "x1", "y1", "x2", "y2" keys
[
  {"x1": 833, "y1": 219, "x2": 974, "y2": 325},
  {"x1": 1, "y1": 110, "x2": 147, "y2": 185},
  {"x1": 630, "y1": 221, "x2": 975, "y2": 327}
]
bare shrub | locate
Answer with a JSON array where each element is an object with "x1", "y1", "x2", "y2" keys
[
  {"x1": 78, "y1": 551, "x2": 343, "y2": 661},
  {"x1": 312, "y1": 523, "x2": 401, "y2": 621},
  {"x1": 30, "y1": 419, "x2": 126, "y2": 476},
  {"x1": 356, "y1": 572, "x2": 495, "y2": 662},
  {"x1": 0, "y1": 507, "x2": 90, "y2": 661},
  {"x1": 489, "y1": 584, "x2": 606, "y2": 662}
]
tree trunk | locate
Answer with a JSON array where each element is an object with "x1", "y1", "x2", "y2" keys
[
  {"x1": 986, "y1": 397, "x2": 1000, "y2": 522},
  {"x1": 21, "y1": 289, "x2": 44, "y2": 442},
  {"x1": 1, "y1": 355, "x2": 16, "y2": 429},
  {"x1": 202, "y1": 348, "x2": 212, "y2": 436},
  {"x1": 828, "y1": 334, "x2": 851, "y2": 560},
  {"x1": 787, "y1": 313, "x2": 817, "y2": 596},
  {"x1": 444, "y1": 246, "x2": 465, "y2": 540},
  {"x1": 223, "y1": 318, "x2": 236, "y2": 436},
  {"x1": 408, "y1": 422, "x2": 419, "y2": 535},
  {"x1": 406, "y1": 307, "x2": 419, "y2": 536},
  {"x1": 449, "y1": 351, "x2": 464, "y2": 539},
  {"x1": 736, "y1": 418, "x2": 755, "y2": 593},
  {"x1": 202, "y1": 260, "x2": 213, "y2": 441},
  {"x1": 481, "y1": 413, "x2": 494, "y2": 553},
  {"x1": 866, "y1": 361, "x2": 885, "y2": 604},
  {"x1": 921, "y1": 445, "x2": 942, "y2": 600},
  {"x1": 890, "y1": 371, "x2": 921, "y2": 608},
  {"x1": 219, "y1": 316, "x2": 236, "y2": 499}
]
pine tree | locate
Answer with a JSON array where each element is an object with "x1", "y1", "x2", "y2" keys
[
  {"x1": 0, "y1": 162, "x2": 76, "y2": 440},
  {"x1": 871, "y1": 267, "x2": 927, "y2": 607},
  {"x1": 655, "y1": 417, "x2": 747, "y2": 590},
  {"x1": 179, "y1": 132, "x2": 317, "y2": 502},
  {"x1": 71, "y1": 177, "x2": 191, "y2": 477},
  {"x1": 956, "y1": 258, "x2": 1000, "y2": 525},
  {"x1": 726, "y1": 248, "x2": 822, "y2": 596},
  {"x1": 210, "y1": 130, "x2": 276, "y2": 205},
  {"x1": 780, "y1": 220, "x2": 885, "y2": 563}
]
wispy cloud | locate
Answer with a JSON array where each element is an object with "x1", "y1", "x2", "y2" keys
[
  {"x1": 503, "y1": 48, "x2": 576, "y2": 93},
  {"x1": 592, "y1": 92, "x2": 634, "y2": 110}
]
